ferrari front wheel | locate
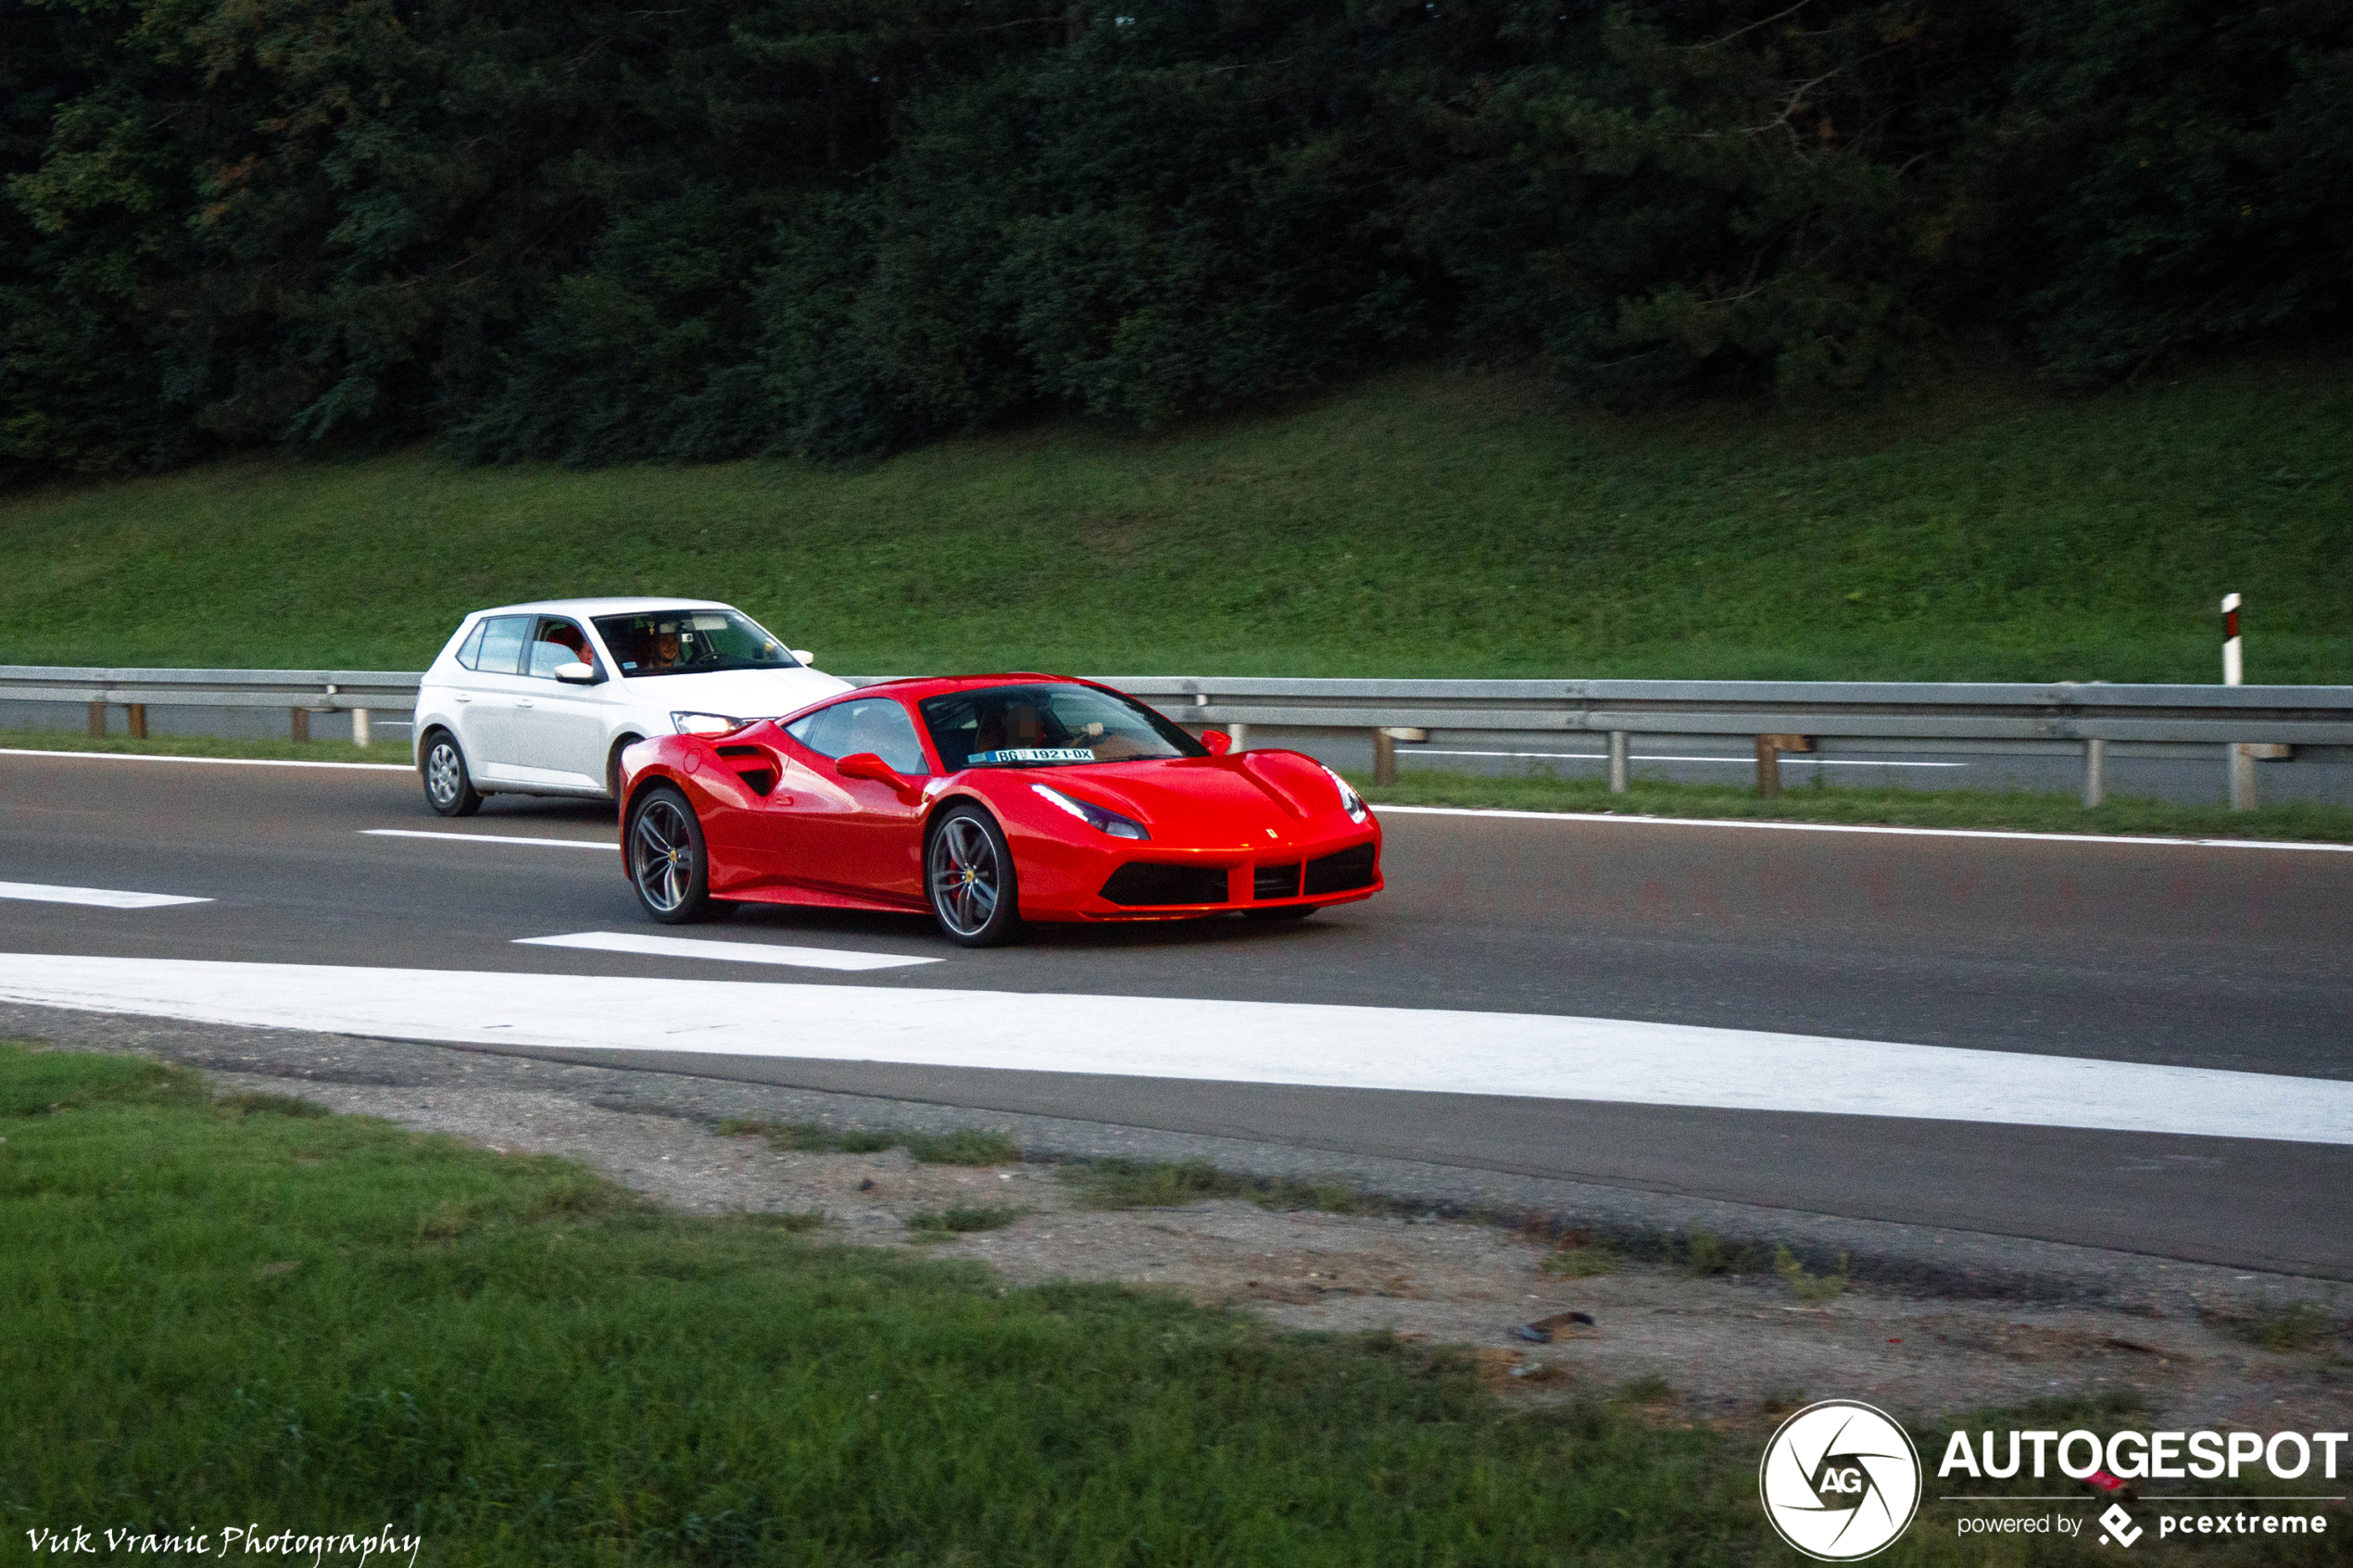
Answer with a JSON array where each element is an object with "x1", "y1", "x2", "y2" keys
[
  {"x1": 927, "y1": 804, "x2": 1021, "y2": 947},
  {"x1": 628, "y1": 785, "x2": 712, "y2": 923}
]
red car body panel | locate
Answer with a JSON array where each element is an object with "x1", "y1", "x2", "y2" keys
[{"x1": 617, "y1": 674, "x2": 1382, "y2": 922}]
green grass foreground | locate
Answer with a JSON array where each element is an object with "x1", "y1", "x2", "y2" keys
[
  {"x1": 0, "y1": 1044, "x2": 1745, "y2": 1565},
  {"x1": 2, "y1": 352, "x2": 2347, "y2": 682},
  {"x1": 1364, "y1": 771, "x2": 2353, "y2": 846},
  {"x1": 4, "y1": 1046, "x2": 2343, "y2": 1565}
]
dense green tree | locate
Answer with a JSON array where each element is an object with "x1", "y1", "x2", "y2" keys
[{"x1": 2, "y1": 0, "x2": 2347, "y2": 476}]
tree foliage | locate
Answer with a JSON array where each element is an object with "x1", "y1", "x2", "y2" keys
[{"x1": 4, "y1": 0, "x2": 2347, "y2": 476}]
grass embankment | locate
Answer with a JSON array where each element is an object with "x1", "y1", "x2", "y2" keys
[
  {"x1": 6, "y1": 1045, "x2": 2340, "y2": 1565},
  {"x1": 2, "y1": 351, "x2": 2347, "y2": 681},
  {"x1": 0, "y1": 728, "x2": 394, "y2": 765}
]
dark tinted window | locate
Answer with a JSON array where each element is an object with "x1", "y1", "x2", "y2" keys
[
  {"x1": 919, "y1": 684, "x2": 1206, "y2": 771},
  {"x1": 592, "y1": 608, "x2": 799, "y2": 677}
]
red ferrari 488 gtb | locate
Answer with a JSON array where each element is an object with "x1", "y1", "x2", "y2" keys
[{"x1": 615, "y1": 674, "x2": 1382, "y2": 946}]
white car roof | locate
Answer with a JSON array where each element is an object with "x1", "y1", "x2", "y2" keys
[{"x1": 463, "y1": 596, "x2": 736, "y2": 620}]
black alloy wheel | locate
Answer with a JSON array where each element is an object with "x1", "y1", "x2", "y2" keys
[
  {"x1": 926, "y1": 804, "x2": 1022, "y2": 947},
  {"x1": 421, "y1": 730, "x2": 483, "y2": 817},
  {"x1": 628, "y1": 785, "x2": 712, "y2": 923}
]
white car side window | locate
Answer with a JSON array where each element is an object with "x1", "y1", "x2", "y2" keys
[
  {"x1": 472, "y1": 616, "x2": 532, "y2": 676},
  {"x1": 786, "y1": 698, "x2": 929, "y2": 776}
]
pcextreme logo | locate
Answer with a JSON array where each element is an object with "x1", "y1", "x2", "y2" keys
[{"x1": 1759, "y1": 1400, "x2": 1923, "y2": 1561}]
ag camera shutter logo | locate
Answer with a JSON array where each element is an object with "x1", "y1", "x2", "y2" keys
[{"x1": 1759, "y1": 1399, "x2": 1922, "y2": 1561}]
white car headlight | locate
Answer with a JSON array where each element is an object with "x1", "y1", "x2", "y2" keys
[
  {"x1": 1032, "y1": 784, "x2": 1150, "y2": 841},
  {"x1": 1320, "y1": 763, "x2": 1367, "y2": 822},
  {"x1": 671, "y1": 711, "x2": 744, "y2": 736}
]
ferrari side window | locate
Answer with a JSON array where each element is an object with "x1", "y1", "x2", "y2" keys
[{"x1": 786, "y1": 698, "x2": 930, "y2": 776}]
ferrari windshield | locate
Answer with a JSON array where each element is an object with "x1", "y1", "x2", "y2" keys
[
  {"x1": 920, "y1": 684, "x2": 1208, "y2": 770},
  {"x1": 593, "y1": 609, "x2": 799, "y2": 678}
]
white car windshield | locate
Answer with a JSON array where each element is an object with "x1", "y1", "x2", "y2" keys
[
  {"x1": 592, "y1": 609, "x2": 799, "y2": 678},
  {"x1": 920, "y1": 684, "x2": 1207, "y2": 769}
]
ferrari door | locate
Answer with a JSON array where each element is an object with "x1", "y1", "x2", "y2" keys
[{"x1": 777, "y1": 697, "x2": 933, "y2": 903}]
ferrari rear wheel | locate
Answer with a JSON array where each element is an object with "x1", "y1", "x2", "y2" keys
[
  {"x1": 927, "y1": 804, "x2": 1021, "y2": 947},
  {"x1": 628, "y1": 785, "x2": 711, "y2": 923}
]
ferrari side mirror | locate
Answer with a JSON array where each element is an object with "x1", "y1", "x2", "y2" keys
[
  {"x1": 1201, "y1": 729, "x2": 1232, "y2": 757},
  {"x1": 836, "y1": 752, "x2": 923, "y2": 801}
]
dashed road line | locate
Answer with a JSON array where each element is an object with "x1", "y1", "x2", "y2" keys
[
  {"x1": 0, "y1": 881, "x2": 210, "y2": 909},
  {"x1": 517, "y1": 930, "x2": 938, "y2": 972},
  {"x1": 363, "y1": 829, "x2": 617, "y2": 851}
]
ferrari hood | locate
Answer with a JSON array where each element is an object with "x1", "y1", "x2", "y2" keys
[{"x1": 1028, "y1": 753, "x2": 1351, "y2": 837}]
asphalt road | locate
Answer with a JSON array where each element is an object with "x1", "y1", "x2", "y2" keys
[{"x1": 4, "y1": 750, "x2": 2348, "y2": 1276}]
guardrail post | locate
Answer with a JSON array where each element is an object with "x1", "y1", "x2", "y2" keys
[
  {"x1": 1372, "y1": 727, "x2": 1396, "y2": 786},
  {"x1": 126, "y1": 703, "x2": 147, "y2": 740},
  {"x1": 2229, "y1": 744, "x2": 2257, "y2": 811},
  {"x1": 87, "y1": 702, "x2": 106, "y2": 738},
  {"x1": 351, "y1": 708, "x2": 371, "y2": 747},
  {"x1": 1754, "y1": 736, "x2": 1781, "y2": 797},
  {"x1": 290, "y1": 708, "x2": 309, "y2": 744},
  {"x1": 2082, "y1": 737, "x2": 2107, "y2": 808},
  {"x1": 1227, "y1": 723, "x2": 1248, "y2": 752},
  {"x1": 1607, "y1": 731, "x2": 1629, "y2": 794}
]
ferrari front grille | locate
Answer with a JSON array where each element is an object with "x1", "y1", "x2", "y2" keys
[
  {"x1": 1302, "y1": 842, "x2": 1377, "y2": 895},
  {"x1": 1252, "y1": 862, "x2": 1302, "y2": 900},
  {"x1": 1100, "y1": 862, "x2": 1229, "y2": 907}
]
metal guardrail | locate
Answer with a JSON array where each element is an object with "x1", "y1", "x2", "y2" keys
[{"x1": 6, "y1": 665, "x2": 2348, "y2": 809}]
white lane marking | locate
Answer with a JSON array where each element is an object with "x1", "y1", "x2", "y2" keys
[
  {"x1": 1374, "y1": 804, "x2": 2353, "y2": 853},
  {"x1": 517, "y1": 931, "x2": 938, "y2": 972},
  {"x1": 0, "y1": 747, "x2": 409, "y2": 772},
  {"x1": 0, "y1": 882, "x2": 210, "y2": 909},
  {"x1": 2, "y1": 953, "x2": 2347, "y2": 1146},
  {"x1": 363, "y1": 829, "x2": 617, "y2": 851},
  {"x1": 1415, "y1": 748, "x2": 1969, "y2": 769}
]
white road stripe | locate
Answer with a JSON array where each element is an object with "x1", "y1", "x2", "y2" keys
[
  {"x1": 0, "y1": 747, "x2": 409, "y2": 771},
  {"x1": 363, "y1": 829, "x2": 617, "y2": 851},
  {"x1": 1, "y1": 953, "x2": 2346, "y2": 1145},
  {"x1": 1374, "y1": 804, "x2": 2353, "y2": 853},
  {"x1": 0, "y1": 882, "x2": 210, "y2": 909},
  {"x1": 517, "y1": 931, "x2": 938, "y2": 972},
  {"x1": 1416, "y1": 748, "x2": 1969, "y2": 769}
]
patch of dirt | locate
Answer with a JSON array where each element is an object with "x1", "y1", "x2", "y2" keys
[{"x1": 208, "y1": 1073, "x2": 2353, "y2": 1432}]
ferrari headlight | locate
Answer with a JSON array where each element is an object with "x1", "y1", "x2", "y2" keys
[
  {"x1": 671, "y1": 711, "x2": 744, "y2": 736},
  {"x1": 1032, "y1": 784, "x2": 1150, "y2": 841},
  {"x1": 1320, "y1": 764, "x2": 1368, "y2": 822}
]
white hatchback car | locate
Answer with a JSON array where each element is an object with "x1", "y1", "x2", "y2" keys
[{"x1": 411, "y1": 597, "x2": 852, "y2": 815}]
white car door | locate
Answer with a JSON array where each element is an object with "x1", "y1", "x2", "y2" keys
[
  {"x1": 452, "y1": 614, "x2": 535, "y2": 780},
  {"x1": 503, "y1": 616, "x2": 611, "y2": 790}
]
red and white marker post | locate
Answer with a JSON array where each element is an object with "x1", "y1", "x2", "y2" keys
[{"x1": 2223, "y1": 593, "x2": 2255, "y2": 810}]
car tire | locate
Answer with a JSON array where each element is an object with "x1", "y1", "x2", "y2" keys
[
  {"x1": 605, "y1": 734, "x2": 642, "y2": 807},
  {"x1": 627, "y1": 784, "x2": 712, "y2": 923},
  {"x1": 1244, "y1": 906, "x2": 1316, "y2": 922},
  {"x1": 421, "y1": 729, "x2": 483, "y2": 817},
  {"x1": 926, "y1": 803, "x2": 1022, "y2": 947}
]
